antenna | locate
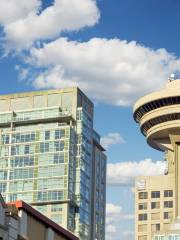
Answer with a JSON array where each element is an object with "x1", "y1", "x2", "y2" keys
[{"x1": 168, "y1": 73, "x2": 178, "y2": 82}]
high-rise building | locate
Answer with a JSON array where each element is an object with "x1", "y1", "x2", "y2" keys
[
  {"x1": 0, "y1": 87, "x2": 106, "y2": 240},
  {"x1": 133, "y1": 75, "x2": 180, "y2": 240}
]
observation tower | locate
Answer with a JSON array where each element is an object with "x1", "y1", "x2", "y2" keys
[{"x1": 134, "y1": 74, "x2": 180, "y2": 240}]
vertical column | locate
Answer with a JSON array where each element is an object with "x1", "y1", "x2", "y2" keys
[
  {"x1": 46, "y1": 228, "x2": 54, "y2": 240},
  {"x1": 18, "y1": 210, "x2": 28, "y2": 237}
]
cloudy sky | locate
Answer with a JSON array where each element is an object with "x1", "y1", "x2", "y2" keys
[{"x1": 0, "y1": 0, "x2": 180, "y2": 239}]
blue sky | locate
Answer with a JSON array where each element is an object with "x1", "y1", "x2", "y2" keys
[{"x1": 0, "y1": 0, "x2": 180, "y2": 239}]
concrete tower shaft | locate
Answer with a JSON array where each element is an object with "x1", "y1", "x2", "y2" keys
[{"x1": 134, "y1": 78, "x2": 180, "y2": 220}]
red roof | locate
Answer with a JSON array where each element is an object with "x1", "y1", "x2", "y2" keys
[{"x1": 7, "y1": 201, "x2": 79, "y2": 240}]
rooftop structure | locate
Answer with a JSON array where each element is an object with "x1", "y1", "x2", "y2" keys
[{"x1": 0, "y1": 193, "x2": 79, "y2": 240}]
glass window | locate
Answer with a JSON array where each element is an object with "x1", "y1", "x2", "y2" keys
[
  {"x1": 45, "y1": 131, "x2": 50, "y2": 140},
  {"x1": 164, "y1": 201, "x2": 173, "y2": 208},
  {"x1": 2, "y1": 135, "x2": 9, "y2": 144},
  {"x1": 37, "y1": 190, "x2": 63, "y2": 201},
  {"x1": 55, "y1": 129, "x2": 65, "y2": 139},
  {"x1": 11, "y1": 146, "x2": 19, "y2": 156},
  {"x1": 138, "y1": 203, "x2": 147, "y2": 210},
  {"x1": 0, "y1": 183, "x2": 6, "y2": 192},
  {"x1": 164, "y1": 212, "x2": 173, "y2": 219},
  {"x1": 138, "y1": 214, "x2": 147, "y2": 221},
  {"x1": 9, "y1": 194, "x2": 17, "y2": 202},
  {"x1": 54, "y1": 141, "x2": 64, "y2": 151},
  {"x1": 164, "y1": 190, "x2": 173, "y2": 197},
  {"x1": 54, "y1": 154, "x2": 64, "y2": 164},
  {"x1": 151, "y1": 223, "x2": 160, "y2": 232},
  {"x1": 55, "y1": 130, "x2": 60, "y2": 139},
  {"x1": 40, "y1": 143, "x2": 49, "y2": 153},
  {"x1": 24, "y1": 145, "x2": 30, "y2": 154},
  {"x1": 151, "y1": 191, "x2": 160, "y2": 198},
  {"x1": 154, "y1": 235, "x2": 165, "y2": 240},
  {"x1": 151, "y1": 202, "x2": 160, "y2": 209},
  {"x1": 138, "y1": 192, "x2": 148, "y2": 199},
  {"x1": 51, "y1": 205, "x2": 63, "y2": 212}
]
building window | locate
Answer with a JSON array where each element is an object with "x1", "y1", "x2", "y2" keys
[
  {"x1": 164, "y1": 212, "x2": 173, "y2": 219},
  {"x1": 45, "y1": 131, "x2": 50, "y2": 140},
  {"x1": 0, "y1": 183, "x2": 6, "y2": 192},
  {"x1": 40, "y1": 143, "x2": 49, "y2": 153},
  {"x1": 151, "y1": 191, "x2": 160, "y2": 198},
  {"x1": 55, "y1": 129, "x2": 65, "y2": 139},
  {"x1": 10, "y1": 193, "x2": 17, "y2": 201},
  {"x1": 138, "y1": 192, "x2": 148, "y2": 199},
  {"x1": 54, "y1": 154, "x2": 64, "y2": 163},
  {"x1": 51, "y1": 205, "x2": 63, "y2": 212},
  {"x1": 151, "y1": 202, "x2": 160, "y2": 209},
  {"x1": 164, "y1": 190, "x2": 173, "y2": 197},
  {"x1": 138, "y1": 214, "x2": 147, "y2": 221},
  {"x1": 138, "y1": 203, "x2": 147, "y2": 210},
  {"x1": 54, "y1": 141, "x2": 64, "y2": 151},
  {"x1": 151, "y1": 224, "x2": 160, "y2": 232},
  {"x1": 154, "y1": 236, "x2": 165, "y2": 240},
  {"x1": 24, "y1": 145, "x2": 30, "y2": 154},
  {"x1": 164, "y1": 201, "x2": 173, "y2": 208},
  {"x1": 2, "y1": 134, "x2": 9, "y2": 144},
  {"x1": 11, "y1": 146, "x2": 19, "y2": 156}
]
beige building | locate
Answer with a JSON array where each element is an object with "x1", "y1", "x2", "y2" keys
[
  {"x1": 135, "y1": 175, "x2": 175, "y2": 240},
  {"x1": 133, "y1": 74, "x2": 180, "y2": 240}
]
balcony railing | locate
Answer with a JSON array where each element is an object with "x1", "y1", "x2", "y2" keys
[{"x1": 0, "y1": 108, "x2": 73, "y2": 126}]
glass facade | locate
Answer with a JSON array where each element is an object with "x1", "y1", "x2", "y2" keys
[
  {"x1": 153, "y1": 234, "x2": 180, "y2": 240},
  {"x1": 0, "y1": 88, "x2": 106, "y2": 240}
]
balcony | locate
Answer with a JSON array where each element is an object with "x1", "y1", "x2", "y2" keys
[{"x1": 0, "y1": 108, "x2": 74, "y2": 127}]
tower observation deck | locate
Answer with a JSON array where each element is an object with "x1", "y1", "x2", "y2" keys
[{"x1": 134, "y1": 76, "x2": 180, "y2": 152}]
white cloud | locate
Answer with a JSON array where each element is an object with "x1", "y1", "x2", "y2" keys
[
  {"x1": 107, "y1": 159, "x2": 165, "y2": 185},
  {"x1": 101, "y1": 133, "x2": 125, "y2": 149},
  {"x1": 106, "y1": 224, "x2": 116, "y2": 234},
  {"x1": 15, "y1": 65, "x2": 30, "y2": 82},
  {"x1": 122, "y1": 231, "x2": 134, "y2": 240},
  {"x1": 106, "y1": 203, "x2": 134, "y2": 240},
  {"x1": 1, "y1": 0, "x2": 99, "y2": 50},
  {"x1": 1, "y1": 2, "x2": 180, "y2": 106},
  {"x1": 26, "y1": 37, "x2": 180, "y2": 106},
  {"x1": 106, "y1": 203, "x2": 122, "y2": 216},
  {"x1": 0, "y1": 0, "x2": 41, "y2": 25}
]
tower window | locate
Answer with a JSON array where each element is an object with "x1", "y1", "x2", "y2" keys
[
  {"x1": 151, "y1": 191, "x2": 160, "y2": 198},
  {"x1": 164, "y1": 212, "x2": 173, "y2": 219},
  {"x1": 151, "y1": 202, "x2": 160, "y2": 209},
  {"x1": 138, "y1": 192, "x2": 148, "y2": 199},
  {"x1": 164, "y1": 201, "x2": 173, "y2": 208},
  {"x1": 164, "y1": 190, "x2": 173, "y2": 197},
  {"x1": 138, "y1": 203, "x2": 147, "y2": 210},
  {"x1": 138, "y1": 214, "x2": 147, "y2": 221}
]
